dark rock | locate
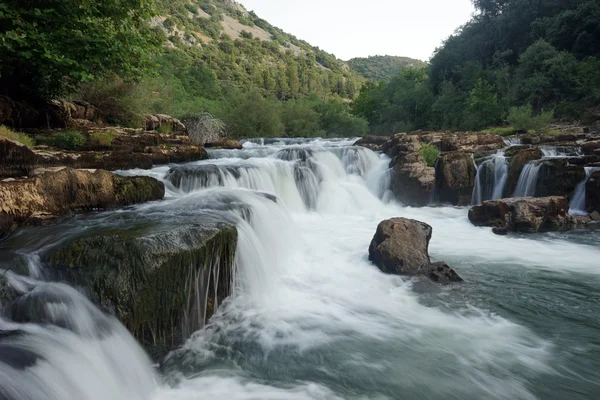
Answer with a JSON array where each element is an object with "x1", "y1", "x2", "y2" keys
[
  {"x1": 204, "y1": 139, "x2": 244, "y2": 150},
  {"x1": 586, "y1": 171, "x2": 600, "y2": 212},
  {"x1": 505, "y1": 146, "x2": 542, "y2": 195},
  {"x1": 368, "y1": 218, "x2": 462, "y2": 283},
  {"x1": 434, "y1": 151, "x2": 476, "y2": 206},
  {"x1": 354, "y1": 136, "x2": 391, "y2": 151},
  {"x1": 536, "y1": 159, "x2": 585, "y2": 198},
  {"x1": 390, "y1": 152, "x2": 435, "y2": 207},
  {"x1": 468, "y1": 196, "x2": 571, "y2": 234},
  {"x1": 590, "y1": 210, "x2": 600, "y2": 221},
  {"x1": 0, "y1": 138, "x2": 36, "y2": 179},
  {"x1": 45, "y1": 222, "x2": 237, "y2": 360},
  {"x1": 0, "y1": 168, "x2": 165, "y2": 236}
]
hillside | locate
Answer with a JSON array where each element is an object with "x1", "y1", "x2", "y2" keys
[
  {"x1": 348, "y1": 55, "x2": 427, "y2": 82},
  {"x1": 153, "y1": 0, "x2": 364, "y2": 100}
]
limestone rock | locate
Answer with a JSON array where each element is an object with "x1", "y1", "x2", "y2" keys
[
  {"x1": 434, "y1": 151, "x2": 476, "y2": 206},
  {"x1": 368, "y1": 217, "x2": 462, "y2": 283},
  {"x1": 390, "y1": 151, "x2": 435, "y2": 207},
  {"x1": 204, "y1": 139, "x2": 244, "y2": 150},
  {"x1": 535, "y1": 159, "x2": 585, "y2": 198},
  {"x1": 354, "y1": 136, "x2": 391, "y2": 151},
  {"x1": 468, "y1": 196, "x2": 571, "y2": 234},
  {"x1": 586, "y1": 171, "x2": 600, "y2": 213},
  {"x1": 0, "y1": 138, "x2": 36, "y2": 179},
  {"x1": 505, "y1": 146, "x2": 543, "y2": 195}
]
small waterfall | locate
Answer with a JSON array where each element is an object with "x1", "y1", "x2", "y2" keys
[
  {"x1": 503, "y1": 138, "x2": 522, "y2": 147},
  {"x1": 471, "y1": 151, "x2": 509, "y2": 204},
  {"x1": 569, "y1": 167, "x2": 600, "y2": 215},
  {"x1": 513, "y1": 161, "x2": 543, "y2": 197},
  {"x1": 540, "y1": 146, "x2": 583, "y2": 158}
]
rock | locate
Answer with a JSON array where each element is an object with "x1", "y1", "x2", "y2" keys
[
  {"x1": 368, "y1": 217, "x2": 462, "y2": 283},
  {"x1": 535, "y1": 159, "x2": 585, "y2": 198},
  {"x1": 44, "y1": 222, "x2": 237, "y2": 360},
  {"x1": 468, "y1": 196, "x2": 571, "y2": 234},
  {"x1": 390, "y1": 152, "x2": 435, "y2": 207},
  {"x1": 590, "y1": 210, "x2": 600, "y2": 221},
  {"x1": 586, "y1": 171, "x2": 600, "y2": 212},
  {"x1": 505, "y1": 146, "x2": 543, "y2": 195},
  {"x1": 434, "y1": 151, "x2": 476, "y2": 206},
  {"x1": 0, "y1": 168, "x2": 165, "y2": 236},
  {"x1": 0, "y1": 138, "x2": 36, "y2": 179},
  {"x1": 144, "y1": 114, "x2": 186, "y2": 133},
  {"x1": 354, "y1": 136, "x2": 391, "y2": 151},
  {"x1": 204, "y1": 139, "x2": 244, "y2": 150}
]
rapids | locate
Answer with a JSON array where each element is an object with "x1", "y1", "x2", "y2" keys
[{"x1": 1, "y1": 138, "x2": 600, "y2": 400}]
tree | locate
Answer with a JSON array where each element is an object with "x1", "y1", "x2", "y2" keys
[
  {"x1": 223, "y1": 89, "x2": 284, "y2": 138},
  {"x1": 464, "y1": 79, "x2": 503, "y2": 130},
  {"x1": 0, "y1": 0, "x2": 162, "y2": 101},
  {"x1": 281, "y1": 100, "x2": 321, "y2": 137}
]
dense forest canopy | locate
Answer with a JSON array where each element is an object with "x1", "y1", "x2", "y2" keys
[{"x1": 347, "y1": 56, "x2": 426, "y2": 82}]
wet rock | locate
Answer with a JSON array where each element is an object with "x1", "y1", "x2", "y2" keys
[
  {"x1": 45, "y1": 222, "x2": 237, "y2": 360},
  {"x1": 0, "y1": 168, "x2": 165, "y2": 236},
  {"x1": 505, "y1": 147, "x2": 543, "y2": 195},
  {"x1": 586, "y1": 171, "x2": 600, "y2": 212},
  {"x1": 0, "y1": 138, "x2": 36, "y2": 179},
  {"x1": 468, "y1": 196, "x2": 571, "y2": 234},
  {"x1": 204, "y1": 139, "x2": 243, "y2": 150},
  {"x1": 390, "y1": 152, "x2": 435, "y2": 207},
  {"x1": 368, "y1": 218, "x2": 462, "y2": 283},
  {"x1": 536, "y1": 159, "x2": 585, "y2": 198},
  {"x1": 354, "y1": 136, "x2": 391, "y2": 151},
  {"x1": 590, "y1": 210, "x2": 600, "y2": 221},
  {"x1": 434, "y1": 151, "x2": 476, "y2": 206}
]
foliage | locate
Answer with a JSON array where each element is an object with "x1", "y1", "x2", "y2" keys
[
  {"x1": 184, "y1": 113, "x2": 227, "y2": 145},
  {"x1": 419, "y1": 144, "x2": 440, "y2": 167},
  {"x1": 482, "y1": 127, "x2": 517, "y2": 136},
  {"x1": 221, "y1": 89, "x2": 284, "y2": 138},
  {"x1": 54, "y1": 131, "x2": 85, "y2": 150},
  {"x1": 281, "y1": 101, "x2": 321, "y2": 137},
  {"x1": 507, "y1": 105, "x2": 554, "y2": 132},
  {"x1": 0, "y1": 0, "x2": 162, "y2": 100},
  {"x1": 90, "y1": 131, "x2": 119, "y2": 146},
  {"x1": 347, "y1": 55, "x2": 427, "y2": 82},
  {"x1": 156, "y1": 125, "x2": 173, "y2": 134},
  {"x1": 464, "y1": 79, "x2": 503, "y2": 130},
  {"x1": 0, "y1": 125, "x2": 35, "y2": 148}
]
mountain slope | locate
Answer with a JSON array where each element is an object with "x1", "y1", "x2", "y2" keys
[{"x1": 348, "y1": 55, "x2": 427, "y2": 82}]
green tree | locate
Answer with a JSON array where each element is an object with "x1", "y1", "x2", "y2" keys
[
  {"x1": 464, "y1": 79, "x2": 503, "y2": 130},
  {"x1": 0, "y1": 0, "x2": 162, "y2": 100},
  {"x1": 223, "y1": 89, "x2": 284, "y2": 138},
  {"x1": 281, "y1": 100, "x2": 321, "y2": 137}
]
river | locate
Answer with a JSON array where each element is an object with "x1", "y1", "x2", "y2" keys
[{"x1": 1, "y1": 138, "x2": 600, "y2": 400}]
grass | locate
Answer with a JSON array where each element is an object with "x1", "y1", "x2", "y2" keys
[
  {"x1": 419, "y1": 143, "x2": 441, "y2": 167},
  {"x1": 483, "y1": 126, "x2": 517, "y2": 136},
  {"x1": 0, "y1": 125, "x2": 35, "y2": 148},
  {"x1": 156, "y1": 124, "x2": 173, "y2": 134},
  {"x1": 90, "y1": 131, "x2": 119, "y2": 146},
  {"x1": 54, "y1": 130, "x2": 85, "y2": 150}
]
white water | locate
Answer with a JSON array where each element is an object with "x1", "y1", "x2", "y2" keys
[
  {"x1": 3, "y1": 138, "x2": 600, "y2": 399},
  {"x1": 513, "y1": 161, "x2": 542, "y2": 198},
  {"x1": 471, "y1": 151, "x2": 509, "y2": 204},
  {"x1": 569, "y1": 167, "x2": 600, "y2": 215}
]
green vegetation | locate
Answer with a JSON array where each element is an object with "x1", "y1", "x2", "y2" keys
[
  {"x1": 0, "y1": 126, "x2": 35, "y2": 148},
  {"x1": 353, "y1": 0, "x2": 600, "y2": 134},
  {"x1": 54, "y1": 131, "x2": 85, "y2": 150},
  {"x1": 483, "y1": 127, "x2": 518, "y2": 137},
  {"x1": 419, "y1": 144, "x2": 440, "y2": 167},
  {"x1": 90, "y1": 131, "x2": 119, "y2": 147},
  {"x1": 347, "y1": 56, "x2": 427, "y2": 82}
]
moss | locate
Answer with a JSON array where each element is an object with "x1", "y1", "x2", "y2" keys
[
  {"x1": 483, "y1": 126, "x2": 517, "y2": 136},
  {"x1": 419, "y1": 144, "x2": 441, "y2": 167},
  {"x1": 114, "y1": 176, "x2": 165, "y2": 205},
  {"x1": 89, "y1": 131, "x2": 119, "y2": 146}
]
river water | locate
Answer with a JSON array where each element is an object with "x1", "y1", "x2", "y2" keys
[{"x1": 1, "y1": 138, "x2": 600, "y2": 400}]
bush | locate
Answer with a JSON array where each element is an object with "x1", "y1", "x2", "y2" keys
[
  {"x1": 89, "y1": 131, "x2": 118, "y2": 146},
  {"x1": 483, "y1": 127, "x2": 517, "y2": 136},
  {"x1": 156, "y1": 125, "x2": 173, "y2": 134},
  {"x1": 54, "y1": 130, "x2": 85, "y2": 150},
  {"x1": 419, "y1": 144, "x2": 440, "y2": 167},
  {"x1": 507, "y1": 105, "x2": 554, "y2": 132},
  {"x1": 0, "y1": 125, "x2": 35, "y2": 148},
  {"x1": 184, "y1": 4, "x2": 199, "y2": 14},
  {"x1": 183, "y1": 113, "x2": 227, "y2": 145}
]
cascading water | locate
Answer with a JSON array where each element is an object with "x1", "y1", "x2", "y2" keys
[
  {"x1": 471, "y1": 151, "x2": 509, "y2": 205},
  {"x1": 513, "y1": 161, "x2": 543, "y2": 197},
  {"x1": 3, "y1": 137, "x2": 600, "y2": 400},
  {"x1": 569, "y1": 166, "x2": 600, "y2": 215}
]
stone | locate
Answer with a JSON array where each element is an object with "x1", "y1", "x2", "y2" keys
[
  {"x1": 354, "y1": 136, "x2": 391, "y2": 151},
  {"x1": 468, "y1": 196, "x2": 571, "y2": 234},
  {"x1": 368, "y1": 217, "x2": 462, "y2": 283},
  {"x1": 0, "y1": 138, "x2": 36, "y2": 179},
  {"x1": 434, "y1": 151, "x2": 476, "y2": 206},
  {"x1": 505, "y1": 146, "x2": 543, "y2": 195},
  {"x1": 590, "y1": 210, "x2": 600, "y2": 221},
  {"x1": 535, "y1": 159, "x2": 585, "y2": 198},
  {"x1": 586, "y1": 171, "x2": 600, "y2": 213},
  {"x1": 204, "y1": 139, "x2": 244, "y2": 150},
  {"x1": 0, "y1": 168, "x2": 165, "y2": 236},
  {"x1": 390, "y1": 151, "x2": 435, "y2": 207}
]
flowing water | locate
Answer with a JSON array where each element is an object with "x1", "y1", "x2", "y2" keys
[
  {"x1": 471, "y1": 151, "x2": 509, "y2": 204},
  {"x1": 569, "y1": 166, "x2": 600, "y2": 215},
  {"x1": 2, "y1": 138, "x2": 600, "y2": 400}
]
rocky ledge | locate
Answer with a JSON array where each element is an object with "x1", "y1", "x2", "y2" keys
[
  {"x1": 0, "y1": 167, "x2": 164, "y2": 236},
  {"x1": 368, "y1": 217, "x2": 462, "y2": 283},
  {"x1": 468, "y1": 196, "x2": 587, "y2": 234}
]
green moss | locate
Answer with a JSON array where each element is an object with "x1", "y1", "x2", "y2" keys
[
  {"x1": 483, "y1": 126, "x2": 517, "y2": 136},
  {"x1": 90, "y1": 131, "x2": 119, "y2": 146},
  {"x1": 114, "y1": 176, "x2": 165, "y2": 205},
  {"x1": 419, "y1": 143, "x2": 441, "y2": 167}
]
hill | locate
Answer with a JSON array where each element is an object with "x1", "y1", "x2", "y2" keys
[{"x1": 348, "y1": 56, "x2": 427, "y2": 82}]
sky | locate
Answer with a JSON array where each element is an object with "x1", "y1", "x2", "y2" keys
[{"x1": 238, "y1": 0, "x2": 475, "y2": 61}]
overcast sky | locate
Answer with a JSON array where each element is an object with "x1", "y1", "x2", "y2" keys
[{"x1": 238, "y1": 0, "x2": 475, "y2": 61}]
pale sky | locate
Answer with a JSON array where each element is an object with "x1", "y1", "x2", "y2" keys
[{"x1": 238, "y1": 0, "x2": 475, "y2": 61}]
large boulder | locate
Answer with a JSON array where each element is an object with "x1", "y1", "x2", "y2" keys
[
  {"x1": 144, "y1": 114, "x2": 186, "y2": 133},
  {"x1": 535, "y1": 159, "x2": 585, "y2": 198},
  {"x1": 390, "y1": 152, "x2": 435, "y2": 207},
  {"x1": 505, "y1": 146, "x2": 543, "y2": 195},
  {"x1": 354, "y1": 136, "x2": 391, "y2": 151},
  {"x1": 586, "y1": 171, "x2": 600, "y2": 213},
  {"x1": 0, "y1": 138, "x2": 36, "y2": 178},
  {"x1": 368, "y1": 218, "x2": 462, "y2": 283},
  {"x1": 44, "y1": 222, "x2": 237, "y2": 360},
  {"x1": 204, "y1": 139, "x2": 244, "y2": 150},
  {"x1": 434, "y1": 151, "x2": 476, "y2": 206},
  {"x1": 468, "y1": 196, "x2": 571, "y2": 234},
  {"x1": 0, "y1": 168, "x2": 165, "y2": 236}
]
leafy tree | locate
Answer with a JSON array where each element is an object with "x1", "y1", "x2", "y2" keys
[
  {"x1": 223, "y1": 89, "x2": 284, "y2": 138},
  {"x1": 464, "y1": 79, "x2": 503, "y2": 130},
  {"x1": 0, "y1": 0, "x2": 162, "y2": 101},
  {"x1": 281, "y1": 100, "x2": 321, "y2": 137}
]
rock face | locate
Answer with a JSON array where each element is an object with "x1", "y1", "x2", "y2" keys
[
  {"x1": 204, "y1": 139, "x2": 244, "y2": 150},
  {"x1": 586, "y1": 171, "x2": 600, "y2": 213},
  {"x1": 390, "y1": 153, "x2": 435, "y2": 207},
  {"x1": 505, "y1": 147, "x2": 543, "y2": 195},
  {"x1": 354, "y1": 136, "x2": 391, "y2": 151},
  {"x1": 468, "y1": 196, "x2": 571, "y2": 234},
  {"x1": 45, "y1": 222, "x2": 237, "y2": 360},
  {"x1": 368, "y1": 218, "x2": 462, "y2": 283},
  {"x1": 0, "y1": 168, "x2": 165, "y2": 236},
  {"x1": 0, "y1": 138, "x2": 36, "y2": 178},
  {"x1": 144, "y1": 114, "x2": 186, "y2": 133},
  {"x1": 535, "y1": 159, "x2": 585, "y2": 198},
  {"x1": 434, "y1": 151, "x2": 476, "y2": 206}
]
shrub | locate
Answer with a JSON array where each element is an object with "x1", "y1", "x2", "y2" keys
[
  {"x1": 0, "y1": 125, "x2": 35, "y2": 148},
  {"x1": 183, "y1": 113, "x2": 227, "y2": 145},
  {"x1": 184, "y1": 4, "x2": 199, "y2": 14},
  {"x1": 483, "y1": 127, "x2": 517, "y2": 136},
  {"x1": 419, "y1": 144, "x2": 440, "y2": 167},
  {"x1": 156, "y1": 124, "x2": 173, "y2": 134},
  {"x1": 54, "y1": 130, "x2": 85, "y2": 150},
  {"x1": 508, "y1": 105, "x2": 554, "y2": 132},
  {"x1": 89, "y1": 131, "x2": 118, "y2": 146}
]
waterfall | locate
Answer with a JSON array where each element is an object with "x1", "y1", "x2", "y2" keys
[
  {"x1": 513, "y1": 161, "x2": 543, "y2": 197},
  {"x1": 471, "y1": 151, "x2": 509, "y2": 205},
  {"x1": 569, "y1": 167, "x2": 600, "y2": 215},
  {"x1": 540, "y1": 146, "x2": 583, "y2": 158},
  {"x1": 503, "y1": 138, "x2": 522, "y2": 147}
]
